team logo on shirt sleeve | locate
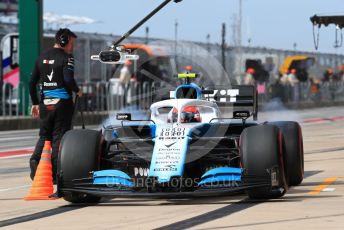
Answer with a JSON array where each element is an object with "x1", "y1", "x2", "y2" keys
[{"x1": 43, "y1": 59, "x2": 55, "y2": 64}]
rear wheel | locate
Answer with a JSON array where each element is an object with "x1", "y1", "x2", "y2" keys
[
  {"x1": 58, "y1": 129, "x2": 102, "y2": 203},
  {"x1": 240, "y1": 125, "x2": 288, "y2": 199},
  {"x1": 270, "y1": 121, "x2": 304, "y2": 186}
]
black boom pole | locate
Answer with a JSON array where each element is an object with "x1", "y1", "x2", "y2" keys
[{"x1": 111, "y1": 0, "x2": 183, "y2": 49}]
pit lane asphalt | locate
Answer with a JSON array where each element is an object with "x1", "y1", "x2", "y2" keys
[{"x1": 1, "y1": 107, "x2": 344, "y2": 230}]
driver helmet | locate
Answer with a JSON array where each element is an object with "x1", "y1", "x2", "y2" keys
[{"x1": 180, "y1": 106, "x2": 201, "y2": 123}]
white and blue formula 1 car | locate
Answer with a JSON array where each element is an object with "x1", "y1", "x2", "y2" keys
[{"x1": 56, "y1": 73, "x2": 304, "y2": 203}]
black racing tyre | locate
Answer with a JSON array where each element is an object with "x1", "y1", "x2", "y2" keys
[
  {"x1": 270, "y1": 121, "x2": 304, "y2": 186},
  {"x1": 240, "y1": 125, "x2": 288, "y2": 199},
  {"x1": 58, "y1": 129, "x2": 102, "y2": 203}
]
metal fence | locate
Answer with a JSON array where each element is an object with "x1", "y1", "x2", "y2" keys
[
  {"x1": 1, "y1": 81, "x2": 26, "y2": 116},
  {"x1": 263, "y1": 81, "x2": 344, "y2": 104},
  {"x1": 1, "y1": 80, "x2": 344, "y2": 117}
]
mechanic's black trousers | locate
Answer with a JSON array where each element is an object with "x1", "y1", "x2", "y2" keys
[{"x1": 30, "y1": 99, "x2": 74, "y2": 180}]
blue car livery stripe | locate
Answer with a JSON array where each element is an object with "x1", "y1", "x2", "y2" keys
[
  {"x1": 93, "y1": 170, "x2": 134, "y2": 187},
  {"x1": 198, "y1": 167, "x2": 243, "y2": 185}
]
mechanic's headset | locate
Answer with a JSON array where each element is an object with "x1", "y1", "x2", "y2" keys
[{"x1": 58, "y1": 29, "x2": 71, "y2": 47}]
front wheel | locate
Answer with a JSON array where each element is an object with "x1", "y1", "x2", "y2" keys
[
  {"x1": 240, "y1": 125, "x2": 288, "y2": 199},
  {"x1": 58, "y1": 129, "x2": 102, "y2": 203}
]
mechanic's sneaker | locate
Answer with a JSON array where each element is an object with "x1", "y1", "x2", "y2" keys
[
  {"x1": 30, "y1": 160, "x2": 38, "y2": 180},
  {"x1": 49, "y1": 192, "x2": 59, "y2": 199}
]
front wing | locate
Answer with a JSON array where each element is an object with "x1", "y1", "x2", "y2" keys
[{"x1": 58, "y1": 174, "x2": 272, "y2": 199}]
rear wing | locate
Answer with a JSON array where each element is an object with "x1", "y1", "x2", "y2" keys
[{"x1": 203, "y1": 85, "x2": 258, "y2": 120}]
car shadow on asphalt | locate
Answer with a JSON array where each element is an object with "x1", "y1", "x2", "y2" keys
[
  {"x1": 86, "y1": 195, "x2": 247, "y2": 207},
  {"x1": 0, "y1": 205, "x2": 88, "y2": 228},
  {"x1": 0, "y1": 170, "x2": 333, "y2": 228},
  {"x1": 304, "y1": 170, "x2": 323, "y2": 178},
  {"x1": 193, "y1": 212, "x2": 344, "y2": 230}
]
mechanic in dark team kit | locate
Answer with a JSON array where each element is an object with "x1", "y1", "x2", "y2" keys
[{"x1": 29, "y1": 28, "x2": 82, "y2": 182}]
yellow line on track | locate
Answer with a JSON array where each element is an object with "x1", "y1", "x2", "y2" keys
[{"x1": 308, "y1": 177, "x2": 338, "y2": 195}]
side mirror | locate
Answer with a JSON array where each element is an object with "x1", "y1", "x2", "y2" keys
[{"x1": 116, "y1": 113, "x2": 132, "y2": 121}]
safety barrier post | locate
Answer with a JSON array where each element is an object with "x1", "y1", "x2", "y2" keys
[
  {"x1": 115, "y1": 81, "x2": 120, "y2": 111},
  {"x1": 16, "y1": 84, "x2": 20, "y2": 117},
  {"x1": 106, "y1": 82, "x2": 111, "y2": 112},
  {"x1": 2, "y1": 83, "x2": 5, "y2": 115},
  {"x1": 142, "y1": 82, "x2": 148, "y2": 109},
  {"x1": 22, "y1": 85, "x2": 26, "y2": 117}
]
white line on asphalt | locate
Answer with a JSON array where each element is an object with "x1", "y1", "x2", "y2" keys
[
  {"x1": 0, "y1": 185, "x2": 31, "y2": 192},
  {"x1": 0, "y1": 136, "x2": 36, "y2": 141},
  {"x1": 0, "y1": 142, "x2": 35, "y2": 149},
  {"x1": 0, "y1": 154, "x2": 31, "y2": 160},
  {"x1": 0, "y1": 147, "x2": 33, "y2": 152},
  {"x1": 0, "y1": 129, "x2": 38, "y2": 134}
]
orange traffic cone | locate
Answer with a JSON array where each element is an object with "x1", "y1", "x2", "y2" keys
[{"x1": 24, "y1": 140, "x2": 56, "y2": 200}]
